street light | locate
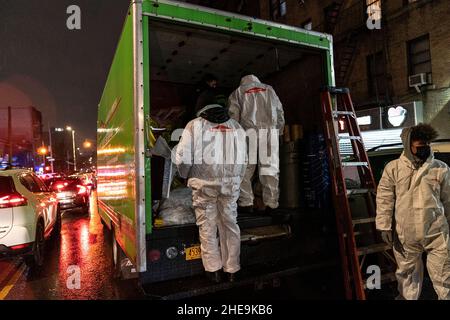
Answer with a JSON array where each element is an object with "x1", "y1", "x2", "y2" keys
[
  {"x1": 83, "y1": 140, "x2": 92, "y2": 149},
  {"x1": 37, "y1": 146, "x2": 48, "y2": 168},
  {"x1": 66, "y1": 126, "x2": 77, "y2": 172},
  {"x1": 38, "y1": 146, "x2": 48, "y2": 155}
]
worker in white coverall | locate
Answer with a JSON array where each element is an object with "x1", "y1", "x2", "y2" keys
[
  {"x1": 376, "y1": 123, "x2": 450, "y2": 300},
  {"x1": 228, "y1": 74, "x2": 284, "y2": 213},
  {"x1": 174, "y1": 100, "x2": 247, "y2": 283}
]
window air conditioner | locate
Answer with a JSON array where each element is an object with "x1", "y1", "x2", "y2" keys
[{"x1": 408, "y1": 73, "x2": 427, "y2": 93}]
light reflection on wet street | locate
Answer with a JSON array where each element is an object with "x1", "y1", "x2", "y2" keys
[{"x1": 0, "y1": 192, "x2": 143, "y2": 300}]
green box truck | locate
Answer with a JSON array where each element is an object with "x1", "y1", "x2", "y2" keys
[{"x1": 97, "y1": 0, "x2": 337, "y2": 298}]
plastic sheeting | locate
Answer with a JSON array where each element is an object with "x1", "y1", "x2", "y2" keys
[{"x1": 158, "y1": 187, "x2": 195, "y2": 226}]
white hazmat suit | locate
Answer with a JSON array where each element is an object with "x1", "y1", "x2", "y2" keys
[
  {"x1": 175, "y1": 109, "x2": 247, "y2": 274},
  {"x1": 228, "y1": 75, "x2": 285, "y2": 209},
  {"x1": 376, "y1": 127, "x2": 450, "y2": 300}
]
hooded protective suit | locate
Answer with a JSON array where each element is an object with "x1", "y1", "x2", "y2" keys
[
  {"x1": 174, "y1": 104, "x2": 247, "y2": 274},
  {"x1": 228, "y1": 75, "x2": 285, "y2": 209},
  {"x1": 376, "y1": 127, "x2": 450, "y2": 300}
]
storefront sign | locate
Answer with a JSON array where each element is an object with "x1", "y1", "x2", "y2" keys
[
  {"x1": 382, "y1": 101, "x2": 423, "y2": 129},
  {"x1": 338, "y1": 101, "x2": 423, "y2": 133}
]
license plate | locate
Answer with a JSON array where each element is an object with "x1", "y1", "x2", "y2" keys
[
  {"x1": 57, "y1": 192, "x2": 75, "y2": 199},
  {"x1": 185, "y1": 245, "x2": 201, "y2": 261}
]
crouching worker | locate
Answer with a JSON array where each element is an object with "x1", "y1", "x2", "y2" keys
[
  {"x1": 174, "y1": 98, "x2": 247, "y2": 283},
  {"x1": 376, "y1": 123, "x2": 450, "y2": 300}
]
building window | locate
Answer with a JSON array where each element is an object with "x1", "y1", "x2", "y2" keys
[
  {"x1": 270, "y1": 0, "x2": 287, "y2": 20},
  {"x1": 407, "y1": 34, "x2": 432, "y2": 81},
  {"x1": 301, "y1": 19, "x2": 312, "y2": 30},
  {"x1": 366, "y1": 0, "x2": 382, "y2": 22},
  {"x1": 367, "y1": 51, "x2": 386, "y2": 96}
]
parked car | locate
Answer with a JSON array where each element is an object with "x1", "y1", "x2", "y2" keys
[
  {"x1": 49, "y1": 177, "x2": 90, "y2": 214},
  {"x1": 368, "y1": 139, "x2": 450, "y2": 183},
  {"x1": 0, "y1": 169, "x2": 60, "y2": 267}
]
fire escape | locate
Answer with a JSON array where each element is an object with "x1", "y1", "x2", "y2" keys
[
  {"x1": 324, "y1": 1, "x2": 366, "y2": 87},
  {"x1": 324, "y1": 0, "x2": 391, "y2": 106}
]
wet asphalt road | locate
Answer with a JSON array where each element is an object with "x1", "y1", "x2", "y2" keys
[{"x1": 0, "y1": 192, "x2": 143, "y2": 300}]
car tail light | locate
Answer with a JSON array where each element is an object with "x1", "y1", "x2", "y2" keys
[
  {"x1": 10, "y1": 243, "x2": 32, "y2": 250},
  {"x1": 0, "y1": 194, "x2": 28, "y2": 208},
  {"x1": 77, "y1": 185, "x2": 87, "y2": 195}
]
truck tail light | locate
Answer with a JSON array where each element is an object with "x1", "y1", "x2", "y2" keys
[
  {"x1": 0, "y1": 194, "x2": 28, "y2": 209},
  {"x1": 148, "y1": 249, "x2": 161, "y2": 262}
]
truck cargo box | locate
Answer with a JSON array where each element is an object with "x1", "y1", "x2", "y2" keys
[{"x1": 97, "y1": 0, "x2": 338, "y2": 294}]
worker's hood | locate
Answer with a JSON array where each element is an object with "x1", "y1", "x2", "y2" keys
[
  {"x1": 196, "y1": 104, "x2": 230, "y2": 124},
  {"x1": 401, "y1": 127, "x2": 414, "y2": 163},
  {"x1": 240, "y1": 74, "x2": 261, "y2": 86},
  {"x1": 400, "y1": 126, "x2": 433, "y2": 168}
]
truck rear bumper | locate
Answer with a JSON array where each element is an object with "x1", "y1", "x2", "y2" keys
[
  {"x1": 139, "y1": 260, "x2": 337, "y2": 300},
  {"x1": 142, "y1": 212, "x2": 296, "y2": 284}
]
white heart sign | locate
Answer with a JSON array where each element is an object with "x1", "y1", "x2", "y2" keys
[{"x1": 387, "y1": 106, "x2": 407, "y2": 127}]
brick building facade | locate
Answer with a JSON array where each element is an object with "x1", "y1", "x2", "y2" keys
[{"x1": 184, "y1": 0, "x2": 450, "y2": 138}]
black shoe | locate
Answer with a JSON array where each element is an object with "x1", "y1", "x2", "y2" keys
[
  {"x1": 238, "y1": 206, "x2": 254, "y2": 214},
  {"x1": 205, "y1": 271, "x2": 222, "y2": 283},
  {"x1": 225, "y1": 271, "x2": 239, "y2": 283}
]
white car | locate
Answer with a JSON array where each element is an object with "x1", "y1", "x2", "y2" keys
[{"x1": 0, "y1": 169, "x2": 60, "y2": 267}]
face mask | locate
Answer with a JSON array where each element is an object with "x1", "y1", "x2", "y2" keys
[{"x1": 414, "y1": 145, "x2": 431, "y2": 161}]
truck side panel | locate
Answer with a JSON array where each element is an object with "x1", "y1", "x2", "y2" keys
[{"x1": 97, "y1": 12, "x2": 139, "y2": 265}]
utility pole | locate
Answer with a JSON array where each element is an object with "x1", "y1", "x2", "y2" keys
[
  {"x1": 7, "y1": 106, "x2": 12, "y2": 165},
  {"x1": 48, "y1": 123, "x2": 54, "y2": 173},
  {"x1": 72, "y1": 130, "x2": 77, "y2": 172}
]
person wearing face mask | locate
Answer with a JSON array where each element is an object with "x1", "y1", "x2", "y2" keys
[{"x1": 376, "y1": 123, "x2": 450, "y2": 300}]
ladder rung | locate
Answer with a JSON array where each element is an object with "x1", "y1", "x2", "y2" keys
[
  {"x1": 339, "y1": 136, "x2": 362, "y2": 140},
  {"x1": 357, "y1": 243, "x2": 391, "y2": 256},
  {"x1": 380, "y1": 272, "x2": 397, "y2": 283},
  {"x1": 347, "y1": 188, "x2": 373, "y2": 195},
  {"x1": 344, "y1": 230, "x2": 372, "y2": 237},
  {"x1": 342, "y1": 162, "x2": 368, "y2": 167},
  {"x1": 352, "y1": 217, "x2": 376, "y2": 225},
  {"x1": 333, "y1": 111, "x2": 355, "y2": 117},
  {"x1": 322, "y1": 86, "x2": 350, "y2": 94}
]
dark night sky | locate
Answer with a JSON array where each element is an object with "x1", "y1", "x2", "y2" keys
[{"x1": 0, "y1": 0, "x2": 131, "y2": 144}]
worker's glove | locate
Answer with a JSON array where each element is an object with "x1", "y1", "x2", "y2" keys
[{"x1": 380, "y1": 230, "x2": 393, "y2": 246}]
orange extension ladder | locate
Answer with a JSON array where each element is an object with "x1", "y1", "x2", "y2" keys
[{"x1": 320, "y1": 86, "x2": 396, "y2": 300}]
